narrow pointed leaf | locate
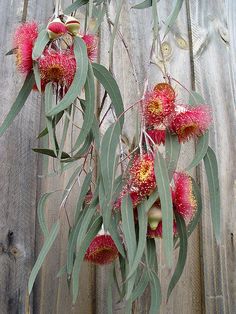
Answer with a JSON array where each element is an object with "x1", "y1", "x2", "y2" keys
[
  {"x1": 131, "y1": 271, "x2": 149, "y2": 302},
  {"x1": 165, "y1": 130, "x2": 181, "y2": 179},
  {"x1": 149, "y1": 271, "x2": 162, "y2": 314},
  {"x1": 72, "y1": 63, "x2": 95, "y2": 151},
  {"x1": 33, "y1": 62, "x2": 41, "y2": 92},
  {"x1": 32, "y1": 29, "x2": 49, "y2": 60},
  {"x1": 189, "y1": 91, "x2": 205, "y2": 106},
  {"x1": 121, "y1": 195, "x2": 137, "y2": 264},
  {"x1": 72, "y1": 216, "x2": 102, "y2": 303},
  {"x1": 0, "y1": 71, "x2": 35, "y2": 137},
  {"x1": 186, "y1": 132, "x2": 209, "y2": 170},
  {"x1": 32, "y1": 148, "x2": 70, "y2": 159},
  {"x1": 204, "y1": 147, "x2": 221, "y2": 242},
  {"x1": 28, "y1": 221, "x2": 60, "y2": 294},
  {"x1": 45, "y1": 83, "x2": 57, "y2": 156},
  {"x1": 127, "y1": 203, "x2": 147, "y2": 279},
  {"x1": 132, "y1": 0, "x2": 152, "y2": 9},
  {"x1": 64, "y1": 0, "x2": 89, "y2": 14},
  {"x1": 163, "y1": 0, "x2": 184, "y2": 38},
  {"x1": 154, "y1": 151, "x2": 173, "y2": 267},
  {"x1": 47, "y1": 37, "x2": 88, "y2": 117},
  {"x1": 61, "y1": 165, "x2": 82, "y2": 205},
  {"x1": 167, "y1": 213, "x2": 187, "y2": 300},
  {"x1": 92, "y1": 63, "x2": 124, "y2": 128},
  {"x1": 108, "y1": 217, "x2": 126, "y2": 258}
]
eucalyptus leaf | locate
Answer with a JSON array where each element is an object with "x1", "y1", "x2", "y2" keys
[
  {"x1": 45, "y1": 83, "x2": 57, "y2": 156},
  {"x1": 32, "y1": 148, "x2": 70, "y2": 159},
  {"x1": 92, "y1": 63, "x2": 124, "y2": 128},
  {"x1": 185, "y1": 132, "x2": 209, "y2": 171},
  {"x1": 154, "y1": 151, "x2": 173, "y2": 267},
  {"x1": 108, "y1": 216, "x2": 126, "y2": 258},
  {"x1": 72, "y1": 63, "x2": 95, "y2": 151},
  {"x1": 72, "y1": 216, "x2": 102, "y2": 303},
  {"x1": 37, "y1": 111, "x2": 64, "y2": 138},
  {"x1": 131, "y1": 271, "x2": 149, "y2": 302},
  {"x1": 61, "y1": 164, "x2": 82, "y2": 206},
  {"x1": 204, "y1": 147, "x2": 221, "y2": 243},
  {"x1": 165, "y1": 130, "x2": 181, "y2": 179},
  {"x1": 33, "y1": 62, "x2": 41, "y2": 92},
  {"x1": 0, "y1": 71, "x2": 35, "y2": 137},
  {"x1": 163, "y1": 0, "x2": 184, "y2": 38},
  {"x1": 28, "y1": 221, "x2": 60, "y2": 294},
  {"x1": 32, "y1": 29, "x2": 49, "y2": 60},
  {"x1": 149, "y1": 271, "x2": 162, "y2": 314},
  {"x1": 47, "y1": 37, "x2": 88, "y2": 117},
  {"x1": 189, "y1": 91, "x2": 205, "y2": 106},
  {"x1": 64, "y1": 0, "x2": 89, "y2": 14},
  {"x1": 167, "y1": 213, "x2": 187, "y2": 300},
  {"x1": 132, "y1": 0, "x2": 152, "y2": 9}
]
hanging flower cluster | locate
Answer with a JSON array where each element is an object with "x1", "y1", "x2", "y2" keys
[{"x1": 13, "y1": 18, "x2": 98, "y2": 93}]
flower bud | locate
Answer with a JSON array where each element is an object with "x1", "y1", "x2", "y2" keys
[
  {"x1": 47, "y1": 18, "x2": 67, "y2": 40},
  {"x1": 148, "y1": 206, "x2": 162, "y2": 230},
  {"x1": 65, "y1": 16, "x2": 80, "y2": 35}
]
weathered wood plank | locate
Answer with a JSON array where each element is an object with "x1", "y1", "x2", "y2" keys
[{"x1": 188, "y1": 0, "x2": 236, "y2": 313}]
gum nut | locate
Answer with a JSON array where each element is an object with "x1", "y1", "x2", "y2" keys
[
  {"x1": 65, "y1": 16, "x2": 80, "y2": 35},
  {"x1": 47, "y1": 18, "x2": 67, "y2": 39},
  {"x1": 149, "y1": 220, "x2": 159, "y2": 230},
  {"x1": 148, "y1": 206, "x2": 162, "y2": 221}
]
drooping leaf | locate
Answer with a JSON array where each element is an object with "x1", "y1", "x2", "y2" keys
[
  {"x1": 145, "y1": 189, "x2": 159, "y2": 212},
  {"x1": 108, "y1": 215, "x2": 126, "y2": 258},
  {"x1": 0, "y1": 71, "x2": 35, "y2": 137},
  {"x1": 72, "y1": 63, "x2": 95, "y2": 151},
  {"x1": 163, "y1": 0, "x2": 184, "y2": 38},
  {"x1": 165, "y1": 130, "x2": 181, "y2": 179},
  {"x1": 45, "y1": 83, "x2": 57, "y2": 156},
  {"x1": 186, "y1": 132, "x2": 209, "y2": 170},
  {"x1": 28, "y1": 221, "x2": 60, "y2": 294},
  {"x1": 132, "y1": 0, "x2": 152, "y2": 9},
  {"x1": 32, "y1": 148, "x2": 70, "y2": 159},
  {"x1": 189, "y1": 91, "x2": 205, "y2": 106},
  {"x1": 154, "y1": 151, "x2": 173, "y2": 267},
  {"x1": 60, "y1": 165, "x2": 82, "y2": 206},
  {"x1": 72, "y1": 216, "x2": 102, "y2": 303},
  {"x1": 74, "y1": 171, "x2": 93, "y2": 222},
  {"x1": 56, "y1": 264, "x2": 67, "y2": 278},
  {"x1": 64, "y1": 0, "x2": 89, "y2": 14},
  {"x1": 100, "y1": 122, "x2": 121, "y2": 229},
  {"x1": 37, "y1": 191, "x2": 59, "y2": 238},
  {"x1": 131, "y1": 271, "x2": 149, "y2": 302},
  {"x1": 127, "y1": 203, "x2": 147, "y2": 279},
  {"x1": 92, "y1": 63, "x2": 124, "y2": 128},
  {"x1": 121, "y1": 195, "x2": 137, "y2": 264},
  {"x1": 204, "y1": 147, "x2": 221, "y2": 243},
  {"x1": 32, "y1": 29, "x2": 49, "y2": 60},
  {"x1": 167, "y1": 213, "x2": 187, "y2": 300},
  {"x1": 37, "y1": 111, "x2": 64, "y2": 138},
  {"x1": 47, "y1": 37, "x2": 88, "y2": 117},
  {"x1": 149, "y1": 271, "x2": 162, "y2": 314},
  {"x1": 33, "y1": 62, "x2": 41, "y2": 92}
]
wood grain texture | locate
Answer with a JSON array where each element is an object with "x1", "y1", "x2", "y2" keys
[{"x1": 188, "y1": 1, "x2": 236, "y2": 313}]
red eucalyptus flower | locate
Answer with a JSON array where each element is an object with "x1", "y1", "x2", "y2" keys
[
  {"x1": 146, "y1": 129, "x2": 166, "y2": 145},
  {"x1": 172, "y1": 172, "x2": 197, "y2": 220},
  {"x1": 84, "y1": 234, "x2": 119, "y2": 265},
  {"x1": 82, "y1": 34, "x2": 98, "y2": 61},
  {"x1": 143, "y1": 83, "x2": 175, "y2": 126},
  {"x1": 38, "y1": 49, "x2": 76, "y2": 87},
  {"x1": 13, "y1": 22, "x2": 38, "y2": 74},
  {"x1": 170, "y1": 105, "x2": 212, "y2": 143}
]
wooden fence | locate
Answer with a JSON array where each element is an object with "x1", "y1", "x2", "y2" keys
[{"x1": 0, "y1": 0, "x2": 235, "y2": 313}]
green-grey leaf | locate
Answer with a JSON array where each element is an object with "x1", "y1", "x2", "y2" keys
[
  {"x1": 28, "y1": 221, "x2": 60, "y2": 294},
  {"x1": 45, "y1": 83, "x2": 57, "y2": 156},
  {"x1": 61, "y1": 164, "x2": 82, "y2": 205},
  {"x1": 204, "y1": 147, "x2": 221, "y2": 243},
  {"x1": 92, "y1": 63, "x2": 124, "y2": 128},
  {"x1": 47, "y1": 37, "x2": 88, "y2": 117},
  {"x1": 165, "y1": 130, "x2": 181, "y2": 179},
  {"x1": 32, "y1": 29, "x2": 49, "y2": 60},
  {"x1": 33, "y1": 62, "x2": 41, "y2": 92},
  {"x1": 72, "y1": 216, "x2": 102, "y2": 303},
  {"x1": 32, "y1": 148, "x2": 70, "y2": 159},
  {"x1": 127, "y1": 203, "x2": 147, "y2": 279},
  {"x1": 131, "y1": 271, "x2": 149, "y2": 302},
  {"x1": 163, "y1": 0, "x2": 184, "y2": 38},
  {"x1": 149, "y1": 271, "x2": 162, "y2": 314},
  {"x1": 132, "y1": 0, "x2": 152, "y2": 9},
  {"x1": 72, "y1": 63, "x2": 95, "y2": 151},
  {"x1": 189, "y1": 91, "x2": 205, "y2": 106},
  {"x1": 185, "y1": 132, "x2": 209, "y2": 171},
  {"x1": 64, "y1": 0, "x2": 89, "y2": 14},
  {"x1": 167, "y1": 213, "x2": 187, "y2": 300},
  {"x1": 108, "y1": 216, "x2": 126, "y2": 258},
  {"x1": 154, "y1": 151, "x2": 173, "y2": 267},
  {"x1": 0, "y1": 71, "x2": 35, "y2": 137},
  {"x1": 121, "y1": 195, "x2": 137, "y2": 264}
]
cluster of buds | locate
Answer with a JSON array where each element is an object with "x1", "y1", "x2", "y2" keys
[
  {"x1": 143, "y1": 83, "x2": 212, "y2": 144},
  {"x1": 13, "y1": 18, "x2": 98, "y2": 93}
]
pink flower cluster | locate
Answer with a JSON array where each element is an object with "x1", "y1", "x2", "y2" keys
[
  {"x1": 143, "y1": 83, "x2": 212, "y2": 143},
  {"x1": 13, "y1": 21, "x2": 98, "y2": 91}
]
